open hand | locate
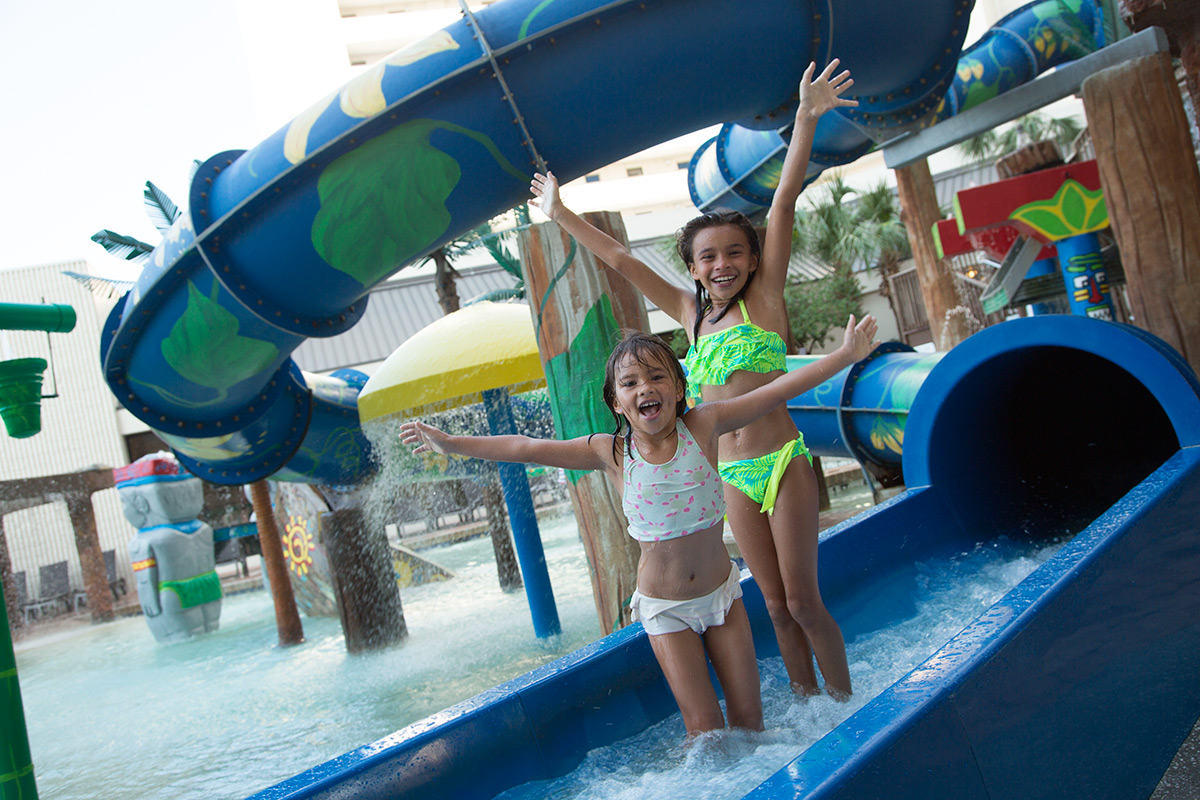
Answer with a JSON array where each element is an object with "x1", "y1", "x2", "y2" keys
[
  {"x1": 530, "y1": 171, "x2": 562, "y2": 219},
  {"x1": 842, "y1": 313, "x2": 881, "y2": 362},
  {"x1": 399, "y1": 420, "x2": 450, "y2": 455},
  {"x1": 798, "y1": 58, "x2": 858, "y2": 120}
]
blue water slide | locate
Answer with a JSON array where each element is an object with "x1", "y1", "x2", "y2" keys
[
  {"x1": 101, "y1": 0, "x2": 992, "y2": 486},
  {"x1": 689, "y1": 0, "x2": 1106, "y2": 216},
  {"x1": 247, "y1": 314, "x2": 1200, "y2": 799}
]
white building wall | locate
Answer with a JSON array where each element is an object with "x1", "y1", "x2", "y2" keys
[{"x1": 0, "y1": 262, "x2": 137, "y2": 596}]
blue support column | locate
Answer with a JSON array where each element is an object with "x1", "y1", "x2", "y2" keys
[{"x1": 482, "y1": 387, "x2": 560, "y2": 638}]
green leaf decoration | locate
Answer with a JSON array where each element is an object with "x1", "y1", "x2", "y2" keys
[
  {"x1": 964, "y1": 78, "x2": 1000, "y2": 111},
  {"x1": 1012, "y1": 208, "x2": 1073, "y2": 240},
  {"x1": 162, "y1": 281, "x2": 280, "y2": 394},
  {"x1": 312, "y1": 118, "x2": 527, "y2": 288},
  {"x1": 1085, "y1": 194, "x2": 1109, "y2": 231},
  {"x1": 544, "y1": 295, "x2": 622, "y2": 484},
  {"x1": 1009, "y1": 179, "x2": 1107, "y2": 241},
  {"x1": 312, "y1": 119, "x2": 458, "y2": 287}
]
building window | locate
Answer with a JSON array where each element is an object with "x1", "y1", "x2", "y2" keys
[
  {"x1": 584, "y1": 174, "x2": 600, "y2": 183},
  {"x1": 626, "y1": 167, "x2": 644, "y2": 177}
]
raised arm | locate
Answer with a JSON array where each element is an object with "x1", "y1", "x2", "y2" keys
[
  {"x1": 399, "y1": 419, "x2": 615, "y2": 475},
  {"x1": 759, "y1": 60, "x2": 858, "y2": 294},
  {"x1": 531, "y1": 171, "x2": 695, "y2": 326},
  {"x1": 700, "y1": 314, "x2": 880, "y2": 436}
]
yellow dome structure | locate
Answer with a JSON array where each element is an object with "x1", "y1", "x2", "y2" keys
[{"x1": 357, "y1": 301, "x2": 545, "y2": 422}]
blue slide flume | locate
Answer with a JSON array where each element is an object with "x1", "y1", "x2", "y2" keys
[{"x1": 101, "y1": 0, "x2": 1104, "y2": 486}]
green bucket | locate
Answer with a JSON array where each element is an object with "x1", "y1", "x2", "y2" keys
[{"x1": 0, "y1": 358, "x2": 48, "y2": 439}]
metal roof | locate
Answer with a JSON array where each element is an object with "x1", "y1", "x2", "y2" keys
[{"x1": 292, "y1": 263, "x2": 517, "y2": 373}]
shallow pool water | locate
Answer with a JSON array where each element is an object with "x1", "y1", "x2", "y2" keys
[{"x1": 16, "y1": 511, "x2": 599, "y2": 800}]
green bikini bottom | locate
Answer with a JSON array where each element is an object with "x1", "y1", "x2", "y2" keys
[{"x1": 718, "y1": 434, "x2": 813, "y2": 515}]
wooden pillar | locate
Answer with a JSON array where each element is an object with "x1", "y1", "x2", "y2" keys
[
  {"x1": 1119, "y1": 1, "x2": 1200, "y2": 134},
  {"x1": 66, "y1": 475, "x2": 114, "y2": 623},
  {"x1": 322, "y1": 503, "x2": 407, "y2": 653},
  {"x1": 484, "y1": 483, "x2": 522, "y2": 591},
  {"x1": 1082, "y1": 53, "x2": 1200, "y2": 375},
  {"x1": 518, "y1": 212, "x2": 644, "y2": 636},
  {"x1": 895, "y1": 159, "x2": 970, "y2": 350},
  {"x1": 248, "y1": 479, "x2": 305, "y2": 646}
]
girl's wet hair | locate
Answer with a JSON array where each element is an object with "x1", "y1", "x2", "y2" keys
[
  {"x1": 598, "y1": 330, "x2": 688, "y2": 463},
  {"x1": 676, "y1": 211, "x2": 762, "y2": 341}
]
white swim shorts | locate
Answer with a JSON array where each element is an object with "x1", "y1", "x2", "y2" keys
[{"x1": 630, "y1": 561, "x2": 743, "y2": 636}]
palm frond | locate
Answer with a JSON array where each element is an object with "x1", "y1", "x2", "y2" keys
[
  {"x1": 90, "y1": 229, "x2": 155, "y2": 262},
  {"x1": 187, "y1": 159, "x2": 202, "y2": 185},
  {"x1": 143, "y1": 181, "x2": 180, "y2": 234},
  {"x1": 464, "y1": 288, "x2": 524, "y2": 305},
  {"x1": 61, "y1": 270, "x2": 135, "y2": 300},
  {"x1": 480, "y1": 233, "x2": 523, "y2": 279}
]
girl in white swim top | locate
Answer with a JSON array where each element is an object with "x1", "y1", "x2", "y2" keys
[{"x1": 401, "y1": 325, "x2": 877, "y2": 737}]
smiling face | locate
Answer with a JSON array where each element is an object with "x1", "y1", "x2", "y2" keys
[
  {"x1": 612, "y1": 350, "x2": 685, "y2": 437},
  {"x1": 686, "y1": 224, "x2": 759, "y2": 304}
]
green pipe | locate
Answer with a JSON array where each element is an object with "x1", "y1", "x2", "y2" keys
[
  {"x1": 0, "y1": 303, "x2": 76, "y2": 334},
  {"x1": 0, "y1": 600, "x2": 38, "y2": 799}
]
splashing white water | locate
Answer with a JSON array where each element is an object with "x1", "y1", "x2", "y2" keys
[{"x1": 496, "y1": 537, "x2": 1064, "y2": 800}]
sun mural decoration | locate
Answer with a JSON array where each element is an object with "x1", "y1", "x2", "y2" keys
[{"x1": 283, "y1": 515, "x2": 316, "y2": 578}]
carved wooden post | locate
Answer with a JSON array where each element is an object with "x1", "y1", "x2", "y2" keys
[
  {"x1": 1082, "y1": 52, "x2": 1200, "y2": 375},
  {"x1": 895, "y1": 159, "x2": 970, "y2": 350},
  {"x1": 518, "y1": 212, "x2": 644, "y2": 636},
  {"x1": 249, "y1": 479, "x2": 305, "y2": 646}
]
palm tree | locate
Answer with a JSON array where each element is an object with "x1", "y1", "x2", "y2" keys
[
  {"x1": 956, "y1": 111, "x2": 1084, "y2": 163},
  {"x1": 420, "y1": 204, "x2": 531, "y2": 314},
  {"x1": 90, "y1": 164, "x2": 196, "y2": 267},
  {"x1": 785, "y1": 174, "x2": 910, "y2": 352}
]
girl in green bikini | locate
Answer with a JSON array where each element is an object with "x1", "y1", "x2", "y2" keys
[{"x1": 531, "y1": 59, "x2": 860, "y2": 699}]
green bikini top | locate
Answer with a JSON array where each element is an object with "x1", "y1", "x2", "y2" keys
[{"x1": 683, "y1": 299, "x2": 786, "y2": 404}]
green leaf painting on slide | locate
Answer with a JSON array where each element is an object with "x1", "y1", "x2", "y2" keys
[
  {"x1": 156, "y1": 281, "x2": 280, "y2": 403},
  {"x1": 312, "y1": 118, "x2": 527, "y2": 288},
  {"x1": 544, "y1": 295, "x2": 622, "y2": 485}
]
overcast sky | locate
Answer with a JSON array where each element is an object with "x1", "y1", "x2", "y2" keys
[{"x1": 0, "y1": 0, "x2": 355, "y2": 280}]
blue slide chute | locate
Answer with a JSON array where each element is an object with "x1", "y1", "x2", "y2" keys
[
  {"x1": 688, "y1": 0, "x2": 1106, "y2": 216},
  {"x1": 101, "y1": 0, "x2": 1020, "y2": 486}
]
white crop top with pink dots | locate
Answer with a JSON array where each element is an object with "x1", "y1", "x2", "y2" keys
[{"x1": 623, "y1": 420, "x2": 726, "y2": 542}]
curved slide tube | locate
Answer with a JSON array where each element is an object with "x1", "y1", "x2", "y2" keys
[
  {"x1": 688, "y1": 0, "x2": 1106, "y2": 216},
  {"x1": 101, "y1": 0, "x2": 986, "y2": 486},
  {"x1": 249, "y1": 315, "x2": 1200, "y2": 800}
]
